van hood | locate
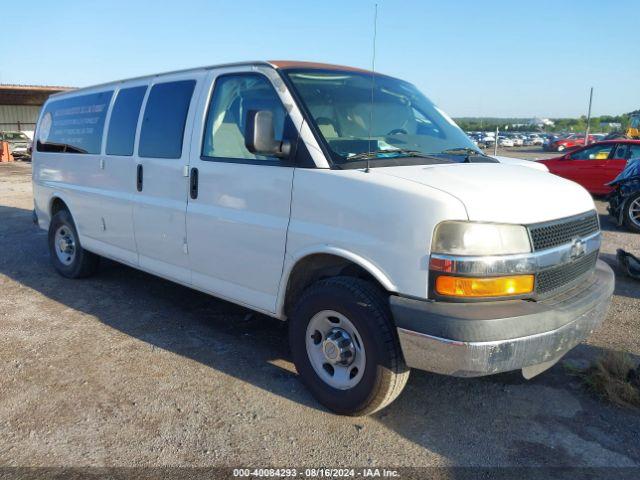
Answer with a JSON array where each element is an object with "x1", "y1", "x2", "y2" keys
[{"x1": 375, "y1": 163, "x2": 595, "y2": 224}]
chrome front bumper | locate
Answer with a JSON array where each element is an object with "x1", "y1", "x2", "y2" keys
[{"x1": 393, "y1": 260, "x2": 615, "y2": 378}]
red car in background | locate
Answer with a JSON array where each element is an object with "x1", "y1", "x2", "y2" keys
[
  {"x1": 537, "y1": 140, "x2": 640, "y2": 195},
  {"x1": 549, "y1": 134, "x2": 599, "y2": 152}
]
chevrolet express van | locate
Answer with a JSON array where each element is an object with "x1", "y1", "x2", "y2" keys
[{"x1": 32, "y1": 61, "x2": 614, "y2": 415}]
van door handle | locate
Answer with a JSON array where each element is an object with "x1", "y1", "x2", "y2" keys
[
  {"x1": 190, "y1": 167, "x2": 199, "y2": 199},
  {"x1": 136, "y1": 164, "x2": 143, "y2": 192}
]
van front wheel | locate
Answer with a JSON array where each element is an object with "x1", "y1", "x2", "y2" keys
[
  {"x1": 48, "y1": 209, "x2": 99, "y2": 278},
  {"x1": 289, "y1": 277, "x2": 409, "y2": 416}
]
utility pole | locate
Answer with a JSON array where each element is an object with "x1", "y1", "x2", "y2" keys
[
  {"x1": 584, "y1": 87, "x2": 593, "y2": 146},
  {"x1": 494, "y1": 126, "x2": 499, "y2": 156}
]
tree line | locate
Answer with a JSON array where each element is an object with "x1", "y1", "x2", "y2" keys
[{"x1": 455, "y1": 110, "x2": 639, "y2": 133}]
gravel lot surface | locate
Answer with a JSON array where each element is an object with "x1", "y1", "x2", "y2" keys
[{"x1": 1, "y1": 157, "x2": 639, "y2": 469}]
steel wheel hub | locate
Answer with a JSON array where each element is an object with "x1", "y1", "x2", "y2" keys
[
  {"x1": 54, "y1": 226, "x2": 76, "y2": 266},
  {"x1": 305, "y1": 310, "x2": 366, "y2": 390},
  {"x1": 322, "y1": 328, "x2": 356, "y2": 366},
  {"x1": 58, "y1": 238, "x2": 72, "y2": 253}
]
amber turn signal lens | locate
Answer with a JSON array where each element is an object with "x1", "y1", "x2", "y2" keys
[{"x1": 435, "y1": 275, "x2": 534, "y2": 297}]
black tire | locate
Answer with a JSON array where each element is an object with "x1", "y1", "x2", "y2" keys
[
  {"x1": 289, "y1": 276, "x2": 409, "y2": 416},
  {"x1": 48, "y1": 209, "x2": 99, "y2": 278},
  {"x1": 623, "y1": 193, "x2": 640, "y2": 234}
]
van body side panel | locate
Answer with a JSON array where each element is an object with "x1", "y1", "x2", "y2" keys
[
  {"x1": 34, "y1": 159, "x2": 140, "y2": 266},
  {"x1": 281, "y1": 168, "x2": 468, "y2": 312},
  {"x1": 91, "y1": 83, "x2": 149, "y2": 264},
  {"x1": 32, "y1": 179, "x2": 53, "y2": 230},
  {"x1": 132, "y1": 73, "x2": 205, "y2": 285},
  {"x1": 34, "y1": 154, "x2": 107, "y2": 238},
  {"x1": 80, "y1": 153, "x2": 138, "y2": 266},
  {"x1": 187, "y1": 163, "x2": 294, "y2": 312},
  {"x1": 185, "y1": 67, "x2": 300, "y2": 313}
]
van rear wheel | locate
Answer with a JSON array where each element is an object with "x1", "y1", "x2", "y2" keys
[
  {"x1": 289, "y1": 277, "x2": 409, "y2": 416},
  {"x1": 48, "y1": 209, "x2": 99, "y2": 278}
]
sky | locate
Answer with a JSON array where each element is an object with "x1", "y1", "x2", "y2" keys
[{"x1": 1, "y1": 0, "x2": 638, "y2": 118}]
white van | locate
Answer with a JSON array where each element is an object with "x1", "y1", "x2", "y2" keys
[{"x1": 32, "y1": 61, "x2": 614, "y2": 415}]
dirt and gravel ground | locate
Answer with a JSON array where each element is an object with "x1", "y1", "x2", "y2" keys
[{"x1": 1, "y1": 156, "x2": 639, "y2": 470}]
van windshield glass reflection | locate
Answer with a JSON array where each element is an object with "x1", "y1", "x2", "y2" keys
[{"x1": 284, "y1": 69, "x2": 479, "y2": 164}]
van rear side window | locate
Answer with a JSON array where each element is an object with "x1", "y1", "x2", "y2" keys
[
  {"x1": 138, "y1": 80, "x2": 196, "y2": 159},
  {"x1": 106, "y1": 86, "x2": 147, "y2": 156},
  {"x1": 37, "y1": 91, "x2": 113, "y2": 154}
]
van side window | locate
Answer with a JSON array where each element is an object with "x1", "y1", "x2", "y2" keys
[
  {"x1": 138, "y1": 80, "x2": 196, "y2": 159},
  {"x1": 36, "y1": 91, "x2": 113, "y2": 154},
  {"x1": 202, "y1": 74, "x2": 287, "y2": 161},
  {"x1": 106, "y1": 86, "x2": 147, "y2": 156}
]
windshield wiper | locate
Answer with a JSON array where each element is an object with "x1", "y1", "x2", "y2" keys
[
  {"x1": 346, "y1": 149, "x2": 438, "y2": 161},
  {"x1": 437, "y1": 147, "x2": 492, "y2": 163},
  {"x1": 439, "y1": 147, "x2": 486, "y2": 156}
]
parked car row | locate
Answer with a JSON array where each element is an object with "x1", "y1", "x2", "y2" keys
[
  {"x1": 465, "y1": 131, "x2": 612, "y2": 153},
  {"x1": 466, "y1": 132, "x2": 547, "y2": 149}
]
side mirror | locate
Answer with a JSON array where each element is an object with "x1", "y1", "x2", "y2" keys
[{"x1": 245, "y1": 110, "x2": 291, "y2": 159}]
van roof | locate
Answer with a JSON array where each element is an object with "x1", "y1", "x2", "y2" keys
[
  {"x1": 269, "y1": 60, "x2": 374, "y2": 74},
  {"x1": 47, "y1": 60, "x2": 383, "y2": 99}
]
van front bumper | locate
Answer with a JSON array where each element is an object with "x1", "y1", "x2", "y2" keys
[{"x1": 391, "y1": 260, "x2": 614, "y2": 378}]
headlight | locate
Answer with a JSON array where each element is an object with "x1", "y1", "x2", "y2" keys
[{"x1": 432, "y1": 221, "x2": 531, "y2": 256}]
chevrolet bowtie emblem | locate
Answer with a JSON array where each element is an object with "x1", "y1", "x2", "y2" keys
[{"x1": 570, "y1": 237, "x2": 586, "y2": 260}]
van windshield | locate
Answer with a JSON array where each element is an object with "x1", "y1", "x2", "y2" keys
[{"x1": 284, "y1": 69, "x2": 481, "y2": 166}]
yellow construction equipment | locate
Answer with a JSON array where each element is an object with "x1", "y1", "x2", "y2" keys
[{"x1": 627, "y1": 113, "x2": 640, "y2": 139}]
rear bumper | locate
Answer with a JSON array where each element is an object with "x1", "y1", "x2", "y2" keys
[{"x1": 392, "y1": 260, "x2": 614, "y2": 377}]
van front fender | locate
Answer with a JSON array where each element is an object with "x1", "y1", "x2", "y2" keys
[{"x1": 276, "y1": 245, "x2": 398, "y2": 318}]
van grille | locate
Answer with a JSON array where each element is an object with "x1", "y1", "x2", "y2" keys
[
  {"x1": 535, "y1": 250, "x2": 598, "y2": 295},
  {"x1": 528, "y1": 212, "x2": 599, "y2": 251}
]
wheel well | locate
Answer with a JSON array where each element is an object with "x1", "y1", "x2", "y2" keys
[
  {"x1": 50, "y1": 197, "x2": 69, "y2": 217},
  {"x1": 283, "y1": 254, "x2": 388, "y2": 318}
]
